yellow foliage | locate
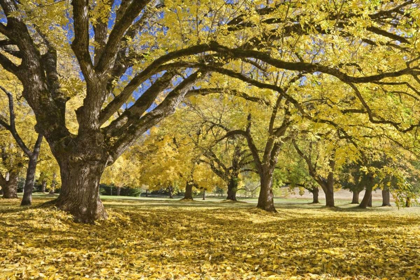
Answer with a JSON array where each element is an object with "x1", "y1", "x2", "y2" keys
[{"x1": 0, "y1": 198, "x2": 420, "y2": 279}]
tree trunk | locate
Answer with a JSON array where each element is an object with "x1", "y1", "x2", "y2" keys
[
  {"x1": 257, "y1": 168, "x2": 276, "y2": 212},
  {"x1": 53, "y1": 160, "x2": 107, "y2": 223},
  {"x1": 2, "y1": 171, "x2": 19, "y2": 198},
  {"x1": 41, "y1": 180, "x2": 47, "y2": 193},
  {"x1": 325, "y1": 172, "x2": 335, "y2": 207},
  {"x1": 312, "y1": 187, "x2": 319, "y2": 204},
  {"x1": 21, "y1": 155, "x2": 39, "y2": 206},
  {"x1": 116, "y1": 186, "x2": 121, "y2": 196},
  {"x1": 382, "y1": 189, "x2": 391, "y2": 206},
  {"x1": 202, "y1": 190, "x2": 206, "y2": 200},
  {"x1": 168, "y1": 186, "x2": 173, "y2": 198},
  {"x1": 405, "y1": 197, "x2": 411, "y2": 207},
  {"x1": 184, "y1": 181, "x2": 193, "y2": 200},
  {"x1": 226, "y1": 176, "x2": 238, "y2": 201},
  {"x1": 351, "y1": 190, "x2": 360, "y2": 204},
  {"x1": 359, "y1": 187, "x2": 373, "y2": 209}
]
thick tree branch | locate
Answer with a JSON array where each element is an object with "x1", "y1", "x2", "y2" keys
[
  {"x1": 0, "y1": 85, "x2": 32, "y2": 156},
  {"x1": 95, "y1": 0, "x2": 151, "y2": 74},
  {"x1": 99, "y1": 43, "x2": 215, "y2": 125}
]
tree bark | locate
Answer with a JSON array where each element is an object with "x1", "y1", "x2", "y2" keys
[
  {"x1": 227, "y1": 176, "x2": 238, "y2": 201},
  {"x1": 382, "y1": 189, "x2": 391, "y2": 206},
  {"x1": 49, "y1": 173, "x2": 57, "y2": 194},
  {"x1": 257, "y1": 168, "x2": 276, "y2": 212},
  {"x1": 351, "y1": 190, "x2": 360, "y2": 204},
  {"x1": 202, "y1": 190, "x2": 206, "y2": 200},
  {"x1": 53, "y1": 160, "x2": 107, "y2": 223},
  {"x1": 116, "y1": 186, "x2": 121, "y2": 196},
  {"x1": 359, "y1": 187, "x2": 373, "y2": 209},
  {"x1": 21, "y1": 155, "x2": 40, "y2": 206},
  {"x1": 184, "y1": 181, "x2": 193, "y2": 200},
  {"x1": 312, "y1": 187, "x2": 319, "y2": 204},
  {"x1": 405, "y1": 197, "x2": 411, "y2": 207},
  {"x1": 2, "y1": 171, "x2": 19, "y2": 198},
  {"x1": 325, "y1": 168, "x2": 335, "y2": 207},
  {"x1": 168, "y1": 186, "x2": 173, "y2": 198},
  {"x1": 41, "y1": 180, "x2": 47, "y2": 193}
]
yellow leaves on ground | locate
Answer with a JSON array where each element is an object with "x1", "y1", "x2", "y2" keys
[{"x1": 0, "y1": 198, "x2": 420, "y2": 279}]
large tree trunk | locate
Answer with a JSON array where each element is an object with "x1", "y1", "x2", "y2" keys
[
  {"x1": 359, "y1": 187, "x2": 373, "y2": 209},
  {"x1": 312, "y1": 187, "x2": 319, "y2": 204},
  {"x1": 2, "y1": 171, "x2": 19, "y2": 198},
  {"x1": 257, "y1": 168, "x2": 276, "y2": 212},
  {"x1": 21, "y1": 155, "x2": 39, "y2": 206},
  {"x1": 183, "y1": 181, "x2": 193, "y2": 200},
  {"x1": 351, "y1": 190, "x2": 360, "y2": 204},
  {"x1": 382, "y1": 189, "x2": 391, "y2": 206},
  {"x1": 226, "y1": 176, "x2": 238, "y2": 201},
  {"x1": 53, "y1": 160, "x2": 107, "y2": 223}
]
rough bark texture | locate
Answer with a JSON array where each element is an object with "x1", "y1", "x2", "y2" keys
[
  {"x1": 183, "y1": 181, "x2": 193, "y2": 200},
  {"x1": 351, "y1": 191, "x2": 360, "y2": 204},
  {"x1": 2, "y1": 172, "x2": 18, "y2": 198},
  {"x1": 54, "y1": 160, "x2": 107, "y2": 223},
  {"x1": 382, "y1": 189, "x2": 391, "y2": 206},
  {"x1": 257, "y1": 168, "x2": 276, "y2": 212},
  {"x1": 226, "y1": 177, "x2": 238, "y2": 201},
  {"x1": 312, "y1": 187, "x2": 319, "y2": 204}
]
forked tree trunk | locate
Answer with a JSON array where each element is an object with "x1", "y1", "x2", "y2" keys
[
  {"x1": 312, "y1": 187, "x2": 319, "y2": 204},
  {"x1": 257, "y1": 168, "x2": 276, "y2": 212},
  {"x1": 382, "y1": 189, "x2": 391, "y2": 206},
  {"x1": 54, "y1": 160, "x2": 107, "y2": 223},
  {"x1": 183, "y1": 181, "x2": 193, "y2": 200},
  {"x1": 21, "y1": 155, "x2": 39, "y2": 206},
  {"x1": 227, "y1": 176, "x2": 238, "y2": 201},
  {"x1": 351, "y1": 190, "x2": 360, "y2": 204},
  {"x1": 359, "y1": 187, "x2": 373, "y2": 209},
  {"x1": 2, "y1": 172, "x2": 19, "y2": 198}
]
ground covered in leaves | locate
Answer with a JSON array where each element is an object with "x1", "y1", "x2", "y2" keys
[{"x1": 0, "y1": 197, "x2": 419, "y2": 279}]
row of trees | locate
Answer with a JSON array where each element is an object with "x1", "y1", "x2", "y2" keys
[{"x1": 1, "y1": 0, "x2": 420, "y2": 222}]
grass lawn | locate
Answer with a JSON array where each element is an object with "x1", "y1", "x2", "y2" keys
[{"x1": 0, "y1": 196, "x2": 419, "y2": 279}]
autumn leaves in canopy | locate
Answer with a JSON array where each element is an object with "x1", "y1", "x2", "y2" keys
[{"x1": 0, "y1": 0, "x2": 420, "y2": 222}]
